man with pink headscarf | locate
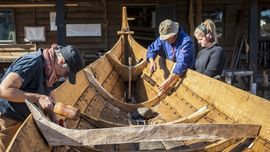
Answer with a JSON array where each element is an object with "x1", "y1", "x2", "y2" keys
[{"x1": 0, "y1": 44, "x2": 84, "y2": 151}]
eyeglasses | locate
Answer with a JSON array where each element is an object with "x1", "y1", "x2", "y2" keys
[{"x1": 54, "y1": 48, "x2": 70, "y2": 71}]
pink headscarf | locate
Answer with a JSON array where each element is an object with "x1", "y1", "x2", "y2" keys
[{"x1": 43, "y1": 44, "x2": 58, "y2": 87}]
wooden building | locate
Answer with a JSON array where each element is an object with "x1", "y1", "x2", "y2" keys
[{"x1": 0, "y1": 0, "x2": 269, "y2": 98}]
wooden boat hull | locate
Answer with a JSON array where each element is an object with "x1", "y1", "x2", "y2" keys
[{"x1": 6, "y1": 7, "x2": 270, "y2": 152}]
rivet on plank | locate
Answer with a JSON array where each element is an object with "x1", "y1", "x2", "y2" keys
[
  {"x1": 204, "y1": 116, "x2": 213, "y2": 123},
  {"x1": 115, "y1": 115, "x2": 119, "y2": 121},
  {"x1": 163, "y1": 101, "x2": 169, "y2": 105}
]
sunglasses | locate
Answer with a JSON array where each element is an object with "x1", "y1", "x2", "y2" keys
[{"x1": 54, "y1": 48, "x2": 70, "y2": 71}]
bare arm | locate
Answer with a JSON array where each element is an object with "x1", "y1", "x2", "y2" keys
[
  {"x1": 0, "y1": 72, "x2": 57, "y2": 122},
  {"x1": 0, "y1": 72, "x2": 43, "y2": 103},
  {"x1": 158, "y1": 73, "x2": 180, "y2": 93},
  {"x1": 148, "y1": 58, "x2": 157, "y2": 73}
]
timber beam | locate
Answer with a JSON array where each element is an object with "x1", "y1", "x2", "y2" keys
[{"x1": 26, "y1": 99, "x2": 260, "y2": 147}]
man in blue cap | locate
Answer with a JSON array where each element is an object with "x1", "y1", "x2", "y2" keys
[
  {"x1": 0, "y1": 44, "x2": 84, "y2": 150},
  {"x1": 147, "y1": 19, "x2": 195, "y2": 93}
]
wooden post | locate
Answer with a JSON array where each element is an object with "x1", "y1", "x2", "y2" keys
[
  {"x1": 56, "y1": 0, "x2": 66, "y2": 46},
  {"x1": 128, "y1": 57, "x2": 132, "y2": 100},
  {"x1": 189, "y1": 0, "x2": 194, "y2": 36},
  {"x1": 196, "y1": 0, "x2": 202, "y2": 26},
  {"x1": 117, "y1": 6, "x2": 134, "y2": 35},
  {"x1": 0, "y1": 4, "x2": 78, "y2": 8},
  {"x1": 249, "y1": 0, "x2": 258, "y2": 87}
]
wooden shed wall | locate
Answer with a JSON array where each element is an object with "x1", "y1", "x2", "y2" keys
[
  {"x1": 1, "y1": 0, "x2": 270, "y2": 66},
  {"x1": 2, "y1": 0, "x2": 107, "y2": 63}
]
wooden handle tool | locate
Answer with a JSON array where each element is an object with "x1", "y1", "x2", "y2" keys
[{"x1": 53, "y1": 102, "x2": 80, "y2": 120}]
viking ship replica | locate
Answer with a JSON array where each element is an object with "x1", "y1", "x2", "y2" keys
[{"x1": 6, "y1": 7, "x2": 270, "y2": 152}]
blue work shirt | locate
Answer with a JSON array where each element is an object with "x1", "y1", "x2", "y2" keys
[
  {"x1": 0, "y1": 49, "x2": 51, "y2": 121},
  {"x1": 146, "y1": 28, "x2": 195, "y2": 75}
]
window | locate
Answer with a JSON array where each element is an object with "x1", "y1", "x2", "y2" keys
[
  {"x1": 260, "y1": 8, "x2": 270, "y2": 38},
  {"x1": 0, "y1": 9, "x2": 16, "y2": 43},
  {"x1": 126, "y1": 5, "x2": 156, "y2": 47},
  {"x1": 202, "y1": 9, "x2": 224, "y2": 38}
]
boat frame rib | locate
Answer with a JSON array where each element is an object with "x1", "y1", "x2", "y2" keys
[
  {"x1": 106, "y1": 53, "x2": 147, "y2": 81},
  {"x1": 165, "y1": 106, "x2": 211, "y2": 124},
  {"x1": 83, "y1": 69, "x2": 166, "y2": 112}
]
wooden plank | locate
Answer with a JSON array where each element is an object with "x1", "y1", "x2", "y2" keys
[
  {"x1": 175, "y1": 85, "x2": 208, "y2": 109},
  {"x1": 152, "y1": 100, "x2": 180, "y2": 122},
  {"x1": 139, "y1": 142, "x2": 164, "y2": 150},
  {"x1": 160, "y1": 106, "x2": 210, "y2": 150},
  {"x1": 204, "y1": 139, "x2": 239, "y2": 152},
  {"x1": 161, "y1": 141, "x2": 185, "y2": 150},
  {"x1": 203, "y1": 109, "x2": 234, "y2": 124},
  {"x1": 102, "y1": 69, "x2": 119, "y2": 92},
  {"x1": 242, "y1": 137, "x2": 270, "y2": 152},
  {"x1": 136, "y1": 78, "x2": 159, "y2": 103},
  {"x1": 99, "y1": 100, "x2": 124, "y2": 123},
  {"x1": 89, "y1": 56, "x2": 114, "y2": 83},
  {"x1": 75, "y1": 87, "x2": 96, "y2": 112},
  {"x1": 0, "y1": 44, "x2": 36, "y2": 51},
  {"x1": 7, "y1": 115, "x2": 51, "y2": 152},
  {"x1": 110, "y1": 78, "x2": 125, "y2": 100},
  {"x1": 84, "y1": 95, "x2": 105, "y2": 119},
  {"x1": 80, "y1": 112, "x2": 125, "y2": 128},
  {"x1": 0, "y1": 44, "x2": 36, "y2": 62},
  {"x1": 127, "y1": 35, "x2": 147, "y2": 60},
  {"x1": 183, "y1": 69, "x2": 270, "y2": 140},
  {"x1": 165, "y1": 106, "x2": 210, "y2": 124},
  {"x1": 165, "y1": 94, "x2": 197, "y2": 118},
  {"x1": 27, "y1": 100, "x2": 260, "y2": 146},
  {"x1": 76, "y1": 118, "x2": 96, "y2": 130},
  {"x1": 51, "y1": 71, "x2": 89, "y2": 106}
]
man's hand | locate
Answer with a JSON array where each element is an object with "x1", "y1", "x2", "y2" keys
[
  {"x1": 158, "y1": 74, "x2": 180, "y2": 93},
  {"x1": 149, "y1": 58, "x2": 157, "y2": 73},
  {"x1": 158, "y1": 78, "x2": 171, "y2": 93},
  {"x1": 38, "y1": 95, "x2": 54, "y2": 111},
  {"x1": 38, "y1": 95, "x2": 58, "y2": 123}
]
